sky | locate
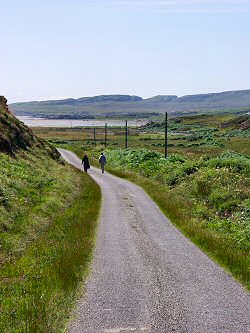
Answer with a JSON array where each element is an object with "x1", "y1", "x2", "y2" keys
[{"x1": 1, "y1": 0, "x2": 250, "y2": 103}]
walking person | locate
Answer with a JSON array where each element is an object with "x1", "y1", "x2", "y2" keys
[
  {"x1": 82, "y1": 154, "x2": 90, "y2": 172},
  {"x1": 99, "y1": 152, "x2": 106, "y2": 173}
]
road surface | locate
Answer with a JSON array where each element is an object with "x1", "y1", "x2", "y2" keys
[{"x1": 58, "y1": 149, "x2": 250, "y2": 333}]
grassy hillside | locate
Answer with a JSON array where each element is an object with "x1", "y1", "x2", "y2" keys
[
  {"x1": 10, "y1": 89, "x2": 250, "y2": 118},
  {"x1": 0, "y1": 95, "x2": 59, "y2": 157},
  {"x1": 0, "y1": 97, "x2": 101, "y2": 332}
]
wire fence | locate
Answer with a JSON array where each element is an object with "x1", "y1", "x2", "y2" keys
[{"x1": 81, "y1": 114, "x2": 168, "y2": 157}]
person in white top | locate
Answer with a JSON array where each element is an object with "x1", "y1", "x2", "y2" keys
[{"x1": 99, "y1": 152, "x2": 106, "y2": 173}]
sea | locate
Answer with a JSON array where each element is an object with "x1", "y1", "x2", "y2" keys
[{"x1": 16, "y1": 116, "x2": 148, "y2": 128}]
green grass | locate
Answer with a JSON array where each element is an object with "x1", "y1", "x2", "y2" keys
[
  {"x1": 101, "y1": 149, "x2": 250, "y2": 290},
  {"x1": 60, "y1": 141, "x2": 250, "y2": 290},
  {"x1": 33, "y1": 113, "x2": 250, "y2": 158},
  {"x1": 34, "y1": 112, "x2": 250, "y2": 291},
  {"x1": 0, "y1": 149, "x2": 101, "y2": 332},
  {"x1": 0, "y1": 149, "x2": 78, "y2": 260},
  {"x1": 110, "y1": 168, "x2": 249, "y2": 285}
]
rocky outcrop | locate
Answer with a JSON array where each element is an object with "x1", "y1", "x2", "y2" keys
[
  {"x1": 220, "y1": 115, "x2": 250, "y2": 130},
  {"x1": 0, "y1": 96, "x2": 11, "y2": 114},
  {"x1": 0, "y1": 96, "x2": 59, "y2": 158}
]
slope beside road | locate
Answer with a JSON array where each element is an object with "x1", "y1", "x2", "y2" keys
[{"x1": 58, "y1": 149, "x2": 250, "y2": 333}]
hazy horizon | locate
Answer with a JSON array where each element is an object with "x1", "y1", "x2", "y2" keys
[{"x1": 1, "y1": 0, "x2": 250, "y2": 103}]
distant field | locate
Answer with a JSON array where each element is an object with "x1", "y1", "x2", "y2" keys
[{"x1": 34, "y1": 113, "x2": 250, "y2": 157}]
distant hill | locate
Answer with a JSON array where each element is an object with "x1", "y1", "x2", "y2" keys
[{"x1": 10, "y1": 90, "x2": 250, "y2": 119}]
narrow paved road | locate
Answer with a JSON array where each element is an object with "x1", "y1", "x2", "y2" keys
[{"x1": 58, "y1": 149, "x2": 250, "y2": 333}]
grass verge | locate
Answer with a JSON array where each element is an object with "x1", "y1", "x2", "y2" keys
[
  {"x1": 0, "y1": 169, "x2": 101, "y2": 332},
  {"x1": 106, "y1": 166, "x2": 250, "y2": 291}
]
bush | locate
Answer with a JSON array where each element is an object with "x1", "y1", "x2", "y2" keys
[
  {"x1": 105, "y1": 147, "x2": 250, "y2": 252},
  {"x1": 203, "y1": 151, "x2": 250, "y2": 174}
]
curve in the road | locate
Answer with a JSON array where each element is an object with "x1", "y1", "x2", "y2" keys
[{"x1": 58, "y1": 149, "x2": 250, "y2": 333}]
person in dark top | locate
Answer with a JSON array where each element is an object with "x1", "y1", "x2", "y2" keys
[{"x1": 82, "y1": 154, "x2": 90, "y2": 172}]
